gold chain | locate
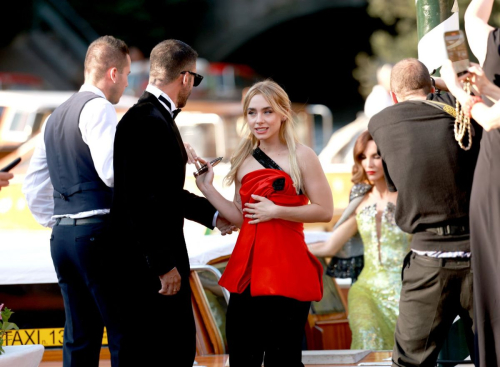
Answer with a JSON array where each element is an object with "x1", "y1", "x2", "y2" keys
[{"x1": 454, "y1": 79, "x2": 472, "y2": 151}]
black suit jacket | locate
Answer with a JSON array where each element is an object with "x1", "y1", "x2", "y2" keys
[{"x1": 111, "y1": 91, "x2": 216, "y2": 277}]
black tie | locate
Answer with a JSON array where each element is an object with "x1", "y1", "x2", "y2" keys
[
  {"x1": 158, "y1": 95, "x2": 180, "y2": 119},
  {"x1": 172, "y1": 108, "x2": 181, "y2": 120}
]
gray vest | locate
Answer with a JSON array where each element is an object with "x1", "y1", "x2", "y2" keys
[{"x1": 45, "y1": 91, "x2": 113, "y2": 215}]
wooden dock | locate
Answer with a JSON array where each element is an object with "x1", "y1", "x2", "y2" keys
[{"x1": 39, "y1": 350, "x2": 393, "y2": 367}]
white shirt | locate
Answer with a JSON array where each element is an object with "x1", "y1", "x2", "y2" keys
[
  {"x1": 22, "y1": 84, "x2": 117, "y2": 228},
  {"x1": 412, "y1": 249, "x2": 471, "y2": 258},
  {"x1": 146, "y1": 84, "x2": 177, "y2": 118},
  {"x1": 364, "y1": 85, "x2": 394, "y2": 119}
]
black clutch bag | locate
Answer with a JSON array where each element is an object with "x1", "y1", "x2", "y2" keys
[{"x1": 325, "y1": 183, "x2": 371, "y2": 283}]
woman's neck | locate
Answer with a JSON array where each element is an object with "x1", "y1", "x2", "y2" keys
[
  {"x1": 371, "y1": 177, "x2": 390, "y2": 199},
  {"x1": 258, "y1": 139, "x2": 286, "y2": 154}
]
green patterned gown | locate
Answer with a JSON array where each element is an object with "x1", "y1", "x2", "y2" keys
[{"x1": 348, "y1": 202, "x2": 411, "y2": 350}]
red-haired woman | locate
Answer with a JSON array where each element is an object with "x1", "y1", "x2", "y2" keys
[{"x1": 309, "y1": 130, "x2": 410, "y2": 350}]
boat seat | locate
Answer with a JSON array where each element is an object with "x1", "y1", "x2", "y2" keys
[
  {"x1": 191, "y1": 253, "x2": 353, "y2": 352},
  {"x1": 305, "y1": 256, "x2": 352, "y2": 350},
  {"x1": 190, "y1": 270, "x2": 225, "y2": 356}
]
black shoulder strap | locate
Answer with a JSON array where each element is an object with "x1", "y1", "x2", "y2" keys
[
  {"x1": 252, "y1": 147, "x2": 284, "y2": 171},
  {"x1": 252, "y1": 147, "x2": 303, "y2": 194}
]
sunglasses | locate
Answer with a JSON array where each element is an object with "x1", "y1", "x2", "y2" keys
[{"x1": 180, "y1": 71, "x2": 203, "y2": 87}]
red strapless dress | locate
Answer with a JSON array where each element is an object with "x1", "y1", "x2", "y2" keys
[{"x1": 219, "y1": 169, "x2": 323, "y2": 302}]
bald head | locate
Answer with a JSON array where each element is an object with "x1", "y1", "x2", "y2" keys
[
  {"x1": 84, "y1": 36, "x2": 129, "y2": 83},
  {"x1": 390, "y1": 58, "x2": 433, "y2": 100}
]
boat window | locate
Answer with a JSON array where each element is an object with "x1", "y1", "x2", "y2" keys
[
  {"x1": 179, "y1": 123, "x2": 217, "y2": 159},
  {"x1": 10, "y1": 112, "x2": 30, "y2": 133},
  {"x1": 331, "y1": 131, "x2": 363, "y2": 164},
  {"x1": 33, "y1": 110, "x2": 52, "y2": 136}
]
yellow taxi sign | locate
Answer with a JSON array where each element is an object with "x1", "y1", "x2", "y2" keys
[{"x1": 2, "y1": 328, "x2": 108, "y2": 347}]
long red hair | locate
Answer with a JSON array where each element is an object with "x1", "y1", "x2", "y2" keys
[{"x1": 351, "y1": 130, "x2": 374, "y2": 184}]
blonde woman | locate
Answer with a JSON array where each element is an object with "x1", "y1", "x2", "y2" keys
[{"x1": 195, "y1": 80, "x2": 333, "y2": 367}]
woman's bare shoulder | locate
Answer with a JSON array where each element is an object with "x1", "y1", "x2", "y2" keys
[
  {"x1": 236, "y1": 154, "x2": 259, "y2": 181},
  {"x1": 296, "y1": 144, "x2": 321, "y2": 170},
  {"x1": 296, "y1": 143, "x2": 317, "y2": 159}
]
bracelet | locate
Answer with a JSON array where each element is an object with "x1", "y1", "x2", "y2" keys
[{"x1": 463, "y1": 96, "x2": 483, "y2": 118}]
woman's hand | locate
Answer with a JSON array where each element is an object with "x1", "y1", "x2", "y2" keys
[
  {"x1": 216, "y1": 215, "x2": 239, "y2": 235},
  {"x1": 195, "y1": 158, "x2": 215, "y2": 194},
  {"x1": 308, "y1": 215, "x2": 358, "y2": 257},
  {"x1": 440, "y1": 60, "x2": 474, "y2": 106},
  {"x1": 468, "y1": 63, "x2": 488, "y2": 93},
  {"x1": 243, "y1": 194, "x2": 277, "y2": 224},
  {"x1": 440, "y1": 59, "x2": 467, "y2": 93}
]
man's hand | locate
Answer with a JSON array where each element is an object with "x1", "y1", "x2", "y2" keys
[
  {"x1": 184, "y1": 143, "x2": 205, "y2": 169},
  {"x1": 216, "y1": 214, "x2": 238, "y2": 235},
  {"x1": 159, "y1": 267, "x2": 181, "y2": 296},
  {"x1": 0, "y1": 172, "x2": 13, "y2": 191}
]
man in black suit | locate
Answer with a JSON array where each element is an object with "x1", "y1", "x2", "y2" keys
[{"x1": 111, "y1": 39, "x2": 230, "y2": 366}]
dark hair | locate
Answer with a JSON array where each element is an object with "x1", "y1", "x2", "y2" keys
[
  {"x1": 84, "y1": 35, "x2": 129, "y2": 81},
  {"x1": 351, "y1": 130, "x2": 374, "y2": 184},
  {"x1": 390, "y1": 58, "x2": 433, "y2": 98},
  {"x1": 149, "y1": 39, "x2": 198, "y2": 86}
]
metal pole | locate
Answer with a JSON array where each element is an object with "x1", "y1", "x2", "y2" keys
[
  {"x1": 416, "y1": 0, "x2": 459, "y2": 73},
  {"x1": 306, "y1": 104, "x2": 333, "y2": 152}
]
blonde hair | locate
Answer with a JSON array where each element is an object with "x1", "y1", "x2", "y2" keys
[
  {"x1": 84, "y1": 36, "x2": 129, "y2": 83},
  {"x1": 224, "y1": 80, "x2": 303, "y2": 194}
]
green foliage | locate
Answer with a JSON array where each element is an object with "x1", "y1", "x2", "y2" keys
[
  {"x1": 354, "y1": 0, "x2": 418, "y2": 98},
  {"x1": 354, "y1": 0, "x2": 500, "y2": 98},
  {"x1": 0, "y1": 306, "x2": 20, "y2": 355},
  {"x1": 368, "y1": 0, "x2": 417, "y2": 25}
]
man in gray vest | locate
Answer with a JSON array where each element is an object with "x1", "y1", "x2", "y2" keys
[{"x1": 23, "y1": 35, "x2": 131, "y2": 367}]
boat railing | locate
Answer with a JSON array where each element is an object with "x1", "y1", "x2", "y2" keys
[{"x1": 190, "y1": 264, "x2": 230, "y2": 304}]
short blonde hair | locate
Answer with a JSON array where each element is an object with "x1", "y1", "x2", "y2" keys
[
  {"x1": 84, "y1": 35, "x2": 129, "y2": 82},
  {"x1": 390, "y1": 58, "x2": 432, "y2": 98}
]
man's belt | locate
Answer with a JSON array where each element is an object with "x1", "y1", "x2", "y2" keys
[
  {"x1": 425, "y1": 224, "x2": 469, "y2": 236},
  {"x1": 55, "y1": 216, "x2": 110, "y2": 226}
]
